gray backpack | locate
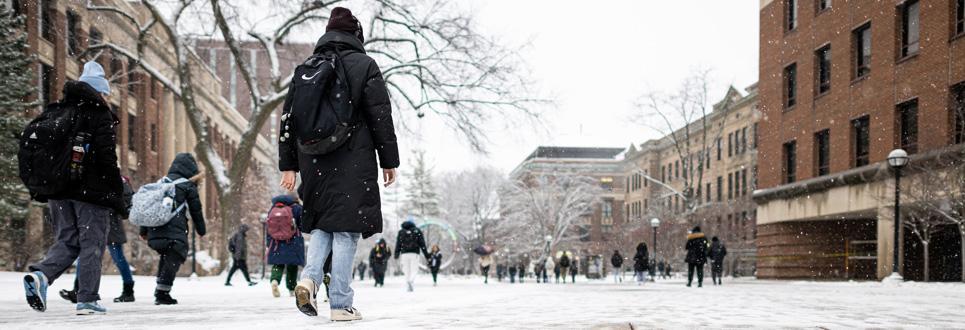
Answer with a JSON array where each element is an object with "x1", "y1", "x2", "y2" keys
[{"x1": 129, "y1": 177, "x2": 188, "y2": 227}]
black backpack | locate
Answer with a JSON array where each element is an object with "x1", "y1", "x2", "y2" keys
[
  {"x1": 280, "y1": 50, "x2": 356, "y2": 155},
  {"x1": 18, "y1": 103, "x2": 89, "y2": 202}
]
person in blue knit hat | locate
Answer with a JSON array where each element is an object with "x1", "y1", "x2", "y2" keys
[{"x1": 22, "y1": 61, "x2": 125, "y2": 316}]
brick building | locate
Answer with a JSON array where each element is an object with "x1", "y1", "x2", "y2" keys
[
  {"x1": 1, "y1": 0, "x2": 274, "y2": 273},
  {"x1": 509, "y1": 147, "x2": 626, "y2": 259},
  {"x1": 755, "y1": 0, "x2": 965, "y2": 280},
  {"x1": 623, "y1": 85, "x2": 760, "y2": 275}
]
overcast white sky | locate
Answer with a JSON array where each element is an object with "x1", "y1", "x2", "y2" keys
[{"x1": 404, "y1": 0, "x2": 760, "y2": 175}]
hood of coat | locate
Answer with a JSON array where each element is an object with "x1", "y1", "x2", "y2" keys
[
  {"x1": 314, "y1": 30, "x2": 366, "y2": 54},
  {"x1": 63, "y1": 81, "x2": 110, "y2": 110},
  {"x1": 687, "y1": 232, "x2": 706, "y2": 241},
  {"x1": 711, "y1": 240, "x2": 723, "y2": 249},
  {"x1": 168, "y1": 153, "x2": 199, "y2": 179},
  {"x1": 636, "y1": 243, "x2": 648, "y2": 254},
  {"x1": 272, "y1": 194, "x2": 298, "y2": 206},
  {"x1": 401, "y1": 220, "x2": 416, "y2": 230},
  {"x1": 376, "y1": 238, "x2": 387, "y2": 247},
  {"x1": 237, "y1": 224, "x2": 249, "y2": 235}
]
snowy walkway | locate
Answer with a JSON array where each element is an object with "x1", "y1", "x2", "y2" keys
[{"x1": 0, "y1": 272, "x2": 963, "y2": 329}]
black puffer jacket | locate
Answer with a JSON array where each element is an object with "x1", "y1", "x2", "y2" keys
[
  {"x1": 43, "y1": 81, "x2": 125, "y2": 213},
  {"x1": 369, "y1": 239, "x2": 391, "y2": 273},
  {"x1": 278, "y1": 31, "x2": 400, "y2": 238},
  {"x1": 685, "y1": 232, "x2": 709, "y2": 264},
  {"x1": 611, "y1": 251, "x2": 623, "y2": 268},
  {"x1": 140, "y1": 153, "x2": 207, "y2": 255},
  {"x1": 633, "y1": 243, "x2": 649, "y2": 272},
  {"x1": 106, "y1": 177, "x2": 134, "y2": 245},
  {"x1": 228, "y1": 225, "x2": 249, "y2": 260},
  {"x1": 394, "y1": 221, "x2": 427, "y2": 258}
]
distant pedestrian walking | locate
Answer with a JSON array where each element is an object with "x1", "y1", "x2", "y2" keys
[
  {"x1": 394, "y1": 220, "x2": 428, "y2": 292},
  {"x1": 633, "y1": 243, "x2": 649, "y2": 285},
  {"x1": 709, "y1": 236, "x2": 728, "y2": 285},
  {"x1": 685, "y1": 226, "x2": 709, "y2": 288},
  {"x1": 569, "y1": 260, "x2": 578, "y2": 283},
  {"x1": 226, "y1": 224, "x2": 257, "y2": 287},
  {"x1": 558, "y1": 252, "x2": 571, "y2": 284},
  {"x1": 610, "y1": 250, "x2": 624, "y2": 283},
  {"x1": 356, "y1": 262, "x2": 367, "y2": 281},
  {"x1": 508, "y1": 264, "x2": 518, "y2": 283},
  {"x1": 428, "y1": 245, "x2": 443, "y2": 286},
  {"x1": 553, "y1": 261, "x2": 561, "y2": 283},
  {"x1": 479, "y1": 254, "x2": 493, "y2": 284},
  {"x1": 369, "y1": 239, "x2": 391, "y2": 287}
]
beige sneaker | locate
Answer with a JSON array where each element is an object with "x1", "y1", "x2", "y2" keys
[
  {"x1": 294, "y1": 279, "x2": 317, "y2": 316},
  {"x1": 330, "y1": 307, "x2": 362, "y2": 322},
  {"x1": 270, "y1": 280, "x2": 280, "y2": 298}
]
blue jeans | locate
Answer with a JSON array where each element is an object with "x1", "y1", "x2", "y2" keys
[
  {"x1": 302, "y1": 230, "x2": 360, "y2": 309},
  {"x1": 108, "y1": 244, "x2": 134, "y2": 284}
]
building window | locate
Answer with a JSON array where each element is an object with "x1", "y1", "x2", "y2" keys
[
  {"x1": 852, "y1": 116, "x2": 871, "y2": 167},
  {"x1": 897, "y1": 99, "x2": 919, "y2": 154},
  {"x1": 600, "y1": 177, "x2": 614, "y2": 191},
  {"x1": 786, "y1": 0, "x2": 798, "y2": 31},
  {"x1": 899, "y1": 1, "x2": 920, "y2": 58},
  {"x1": 957, "y1": 0, "x2": 965, "y2": 36},
  {"x1": 150, "y1": 123, "x2": 158, "y2": 152},
  {"x1": 716, "y1": 138, "x2": 722, "y2": 160},
  {"x1": 715, "y1": 176, "x2": 723, "y2": 202},
  {"x1": 41, "y1": 64, "x2": 54, "y2": 106},
  {"x1": 11, "y1": 0, "x2": 21, "y2": 16},
  {"x1": 660, "y1": 166, "x2": 665, "y2": 182},
  {"x1": 954, "y1": 82, "x2": 965, "y2": 144},
  {"x1": 728, "y1": 132, "x2": 734, "y2": 157},
  {"x1": 854, "y1": 24, "x2": 872, "y2": 78},
  {"x1": 735, "y1": 171, "x2": 741, "y2": 198},
  {"x1": 643, "y1": 170, "x2": 648, "y2": 187},
  {"x1": 602, "y1": 200, "x2": 613, "y2": 219},
  {"x1": 675, "y1": 160, "x2": 679, "y2": 178},
  {"x1": 815, "y1": 45, "x2": 831, "y2": 94},
  {"x1": 817, "y1": 0, "x2": 831, "y2": 12},
  {"x1": 706, "y1": 183, "x2": 712, "y2": 203},
  {"x1": 741, "y1": 127, "x2": 748, "y2": 154},
  {"x1": 89, "y1": 28, "x2": 102, "y2": 46},
  {"x1": 783, "y1": 140, "x2": 797, "y2": 183},
  {"x1": 784, "y1": 63, "x2": 797, "y2": 108},
  {"x1": 66, "y1": 10, "x2": 80, "y2": 56},
  {"x1": 741, "y1": 169, "x2": 748, "y2": 196},
  {"x1": 753, "y1": 123, "x2": 758, "y2": 149},
  {"x1": 128, "y1": 113, "x2": 137, "y2": 152},
  {"x1": 815, "y1": 129, "x2": 830, "y2": 176},
  {"x1": 41, "y1": 0, "x2": 54, "y2": 41},
  {"x1": 727, "y1": 173, "x2": 733, "y2": 200},
  {"x1": 127, "y1": 58, "x2": 138, "y2": 96}
]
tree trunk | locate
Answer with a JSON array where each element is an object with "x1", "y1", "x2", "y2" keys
[
  {"x1": 218, "y1": 188, "x2": 244, "y2": 264},
  {"x1": 923, "y1": 241, "x2": 930, "y2": 282}
]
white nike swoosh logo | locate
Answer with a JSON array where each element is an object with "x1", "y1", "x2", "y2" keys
[{"x1": 302, "y1": 70, "x2": 322, "y2": 80}]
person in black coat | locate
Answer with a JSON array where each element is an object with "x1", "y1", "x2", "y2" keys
[
  {"x1": 610, "y1": 250, "x2": 624, "y2": 283},
  {"x1": 428, "y1": 245, "x2": 443, "y2": 286},
  {"x1": 508, "y1": 264, "x2": 517, "y2": 283},
  {"x1": 225, "y1": 224, "x2": 257, "y2": 286},
  {"x1": 685, "y1": 226, "x2": 709, "y2": 288},
  {"x1": 279, "y1": 8, "x2": 400, "y2": 320},
  {"x1": 708, "y1": 236, "x2": 728, "y2": 285},
  {"x1": 368, "y1": 239, "x2": 390, "y2": 287},
  {"x1": 553, "y1": 262, "x2": 561, "y2": 284},
  {"x1": 139, "y1": 153, "x2": 206, "y2": 305},
  {"x1": 356, "y1": 262, "x2": 367, "y2": 281},
  {"x1": 558, "y1": 252, "x2": 571, "y2": 283},
  {"x1": 394, "y1": 220, "x2": 428, "y2": 291},
  {"x1": 569, "y1": 260, "x2": 578, "y2": 283},
  {"x1": 633, "y1": 243, "x2": 649, "y2": 285}
]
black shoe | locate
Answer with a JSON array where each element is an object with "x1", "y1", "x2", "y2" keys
[
  {"x1": 224, "y1": 283, "x2": 232, "y2": 286},
  {"x1": 698, "y1": 283, "x2": 703, "y2": 288},
  {"x1": 248, "y1": 282, "x2": 258, "y2": 287},
  {"x1": 114, "y1": 283, "x2": 135, "y2": 303},
  {"x1": 686, "y1": 283, "x2": 692, "y2": 287},
  {"x1": 59, "y1": 289, "x2": 77, "y2": 304},
  {"x1": 154, "y1": 290, "x2": 178, "y2": 305}
]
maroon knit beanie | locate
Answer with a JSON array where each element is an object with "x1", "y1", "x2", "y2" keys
[{"x1": 326, "y1": 7, "x2": 361, "y2": 36}]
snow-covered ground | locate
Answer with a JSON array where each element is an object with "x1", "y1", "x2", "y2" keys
[{"x1": 0, "y1": 271, "x2": 963, "y2": 329}]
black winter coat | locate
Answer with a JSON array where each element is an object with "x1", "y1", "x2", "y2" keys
[
  {"x1": 369, "y1": 239, "x2": 391, "y2": 273},
  {"x1": 228, "y1": 226, "x2": 249, "y2": 260},
  {"x1": 106, "y1": 177, "x2": 135, "y2": 245},
  {"x1": 140, "y1": 153, "x2": 207, "y2": 256},
  {"x1": 278, "y1": 31, "x2": 400, "y2": 239},
  {"x1": 559, "y1": 255, "x2": 571, "y2": 268},
  {"x1": 709, "y1": 241, "x2": 727, "y2": 264},
  {"x1": 42, "y1": 81, "x2": 125, "y2": 214},
  {"x1": 685, "y1": 233, "x2": 709, "y2": 264},
  {"x1": 611, "y1": 252, "x2": 623, "y2": 268},
  {"x1": 395, "y1": 221, "x2": 428, "y2": 257},
  {"x1": 633, "y1": 243, "x2": 649, "y2": 272},
  {"x1": 428, "y1": 252, "x2": 443, "y2": 271}
]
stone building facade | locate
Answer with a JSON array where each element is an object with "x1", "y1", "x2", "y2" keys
[
  {"x1": 2, "y1": 0, "x2": 274, "y2": 274},
  {"x1": 623, "y1": 85, "x2": 760, "y2": 275},
  {"x1": 756, "y1": 0, "x2": 965, "y2": 280}
]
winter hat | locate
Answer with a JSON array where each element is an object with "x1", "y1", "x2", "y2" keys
[
  {"x1": 326, "y1": 7, "x2": 363, "y2": 41},
  {"x1": 78, "y1": 61, "x2": 110, "y2": 95},
  {"x1": 692, "y1": 226, "x2": 702, "y2": 233}
]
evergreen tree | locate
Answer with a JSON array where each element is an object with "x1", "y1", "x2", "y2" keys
[
  {"x1": 403, "y1": 150, "x2": 440, "y2": 219},
  {"x1": 0, "y1": 3, "x2": 37, "y2": 269}
]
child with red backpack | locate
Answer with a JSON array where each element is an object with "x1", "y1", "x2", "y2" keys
[{"x1": 265, "y1": 195, "x2": 305, "y2": 297}]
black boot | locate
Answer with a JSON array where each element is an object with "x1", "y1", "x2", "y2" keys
[
  {"x1": 154, "y1": 289, "x2": 178, "y2": 305},
  {"x1": 59, "y1": 289, "x2": 77, "y2": 303},
  {"x1": 114, "y1": 283, "x2": 135, "y2": 302}
]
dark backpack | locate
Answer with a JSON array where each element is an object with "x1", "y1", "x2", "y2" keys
[
  {"x1": 280, "y1": 51, "x2": 356, "y2": 155},
  {"x1": 18, "y1": 103, "x2": 89, "y2": 201}
]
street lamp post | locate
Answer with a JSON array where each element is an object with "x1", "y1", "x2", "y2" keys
[
  {"x1": 260, "y1": 212, "x2": 268, "y2": 280},
  {"x1": 887, "y1": 149, "x2": 909, "y2": 280},
  {"x1": 650, "y1": 218, "x2": 660, "y2": 281}
]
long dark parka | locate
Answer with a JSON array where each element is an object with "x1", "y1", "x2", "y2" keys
[{"x1": 278, "y1": 31, "x2": 400, "y2": 239}]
